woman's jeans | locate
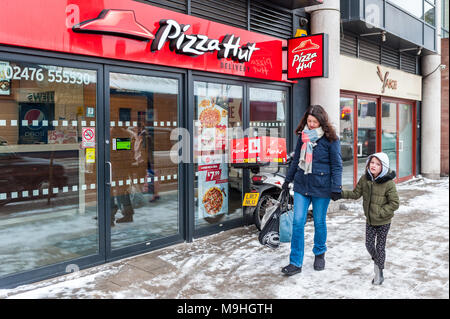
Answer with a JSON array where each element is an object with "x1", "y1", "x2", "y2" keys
[{"x1": 289, "y1": 192, "x2": 331, "y2": 267}]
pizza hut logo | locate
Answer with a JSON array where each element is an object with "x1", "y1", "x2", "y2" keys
[
  {"x1": 291, "y1": 39, "x2": 320, "y2": 72},
  {"x1": 73, "y1": 9, "x2": 259, "y2": 62},
  {"x1": 73, "y1": 10, "x2": 155, "y2": 41},
  {"x1": 292, "y1": 39, "x2": 320, "y2": 53},
  {"x1": 287, "y1": 34, "x2": 327, "y2": 79}
]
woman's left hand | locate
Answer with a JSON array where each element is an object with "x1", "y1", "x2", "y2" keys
[{"x1": 330, "y1": 192, "x2": 342, "y2": 201}]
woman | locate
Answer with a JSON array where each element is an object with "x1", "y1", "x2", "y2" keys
[{"x1": 281, "y1": 105, "x2": 343, "y2": 276}]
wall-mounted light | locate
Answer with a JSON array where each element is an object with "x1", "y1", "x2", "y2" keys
[
  {"x1": 360, "y1": 30, "x2": 386, "y2": 42},
  {"x1": 400, "y1": 46, "x2": 422, "y2": 56}
]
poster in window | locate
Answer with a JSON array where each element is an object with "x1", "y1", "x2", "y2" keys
[
  {"x1": 197, "y1": 154, "x2": 228, "y2": 219},
  {"x1": 0, "y1": 61, "x2": 11, "y2": 95},
  {"x1": 18, "y1": 103, "x2": 55, "y2": 144},
  {"x1": 196, "y1": 96, "x2": 228, "y2": 152},
  {"x1": 196, "y1": 95, "x2": 229, "y2": 219}
]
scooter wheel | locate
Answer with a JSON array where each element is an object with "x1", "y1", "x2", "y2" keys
[{"x1": 254, "y1": 194, "x2": 276, "y2": 231}]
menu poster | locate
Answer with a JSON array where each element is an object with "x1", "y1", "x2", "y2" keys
[
  {"x1": 0, "y1": 61, "x2": 11, "y2": 95},
  {"x1": 196, "y1": 96, "x2": 228, "y2": 152},
  {"x1": 197, "y1": 154, "x2": 228, "y2": 219}
]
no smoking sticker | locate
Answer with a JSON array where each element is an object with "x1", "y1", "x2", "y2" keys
[{"x1": 82, "y1": 127, "x2": 96, "y2": 148}]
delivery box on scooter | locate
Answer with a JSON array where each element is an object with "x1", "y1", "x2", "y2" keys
[{"x1": 230, "y1": 136, "x2": 287, "y2": 164}]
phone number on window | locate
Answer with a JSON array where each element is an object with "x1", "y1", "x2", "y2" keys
[{"x1": 1, "y1": 66, "x2": 92, "y2": 85}]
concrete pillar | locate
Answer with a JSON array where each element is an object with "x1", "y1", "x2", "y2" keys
[
  {"x1": 421, "y1": 0, "x2": 442, "y2": 179},
  {"x1": 305, "y1": 0, "x2": 341, "y2": 131}
]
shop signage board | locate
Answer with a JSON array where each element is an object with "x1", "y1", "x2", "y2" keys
[
  {"x1": 0, "y1": 0, "x2": 285, "y2": 82},
  {"x1": 340, "y1": 55, "x2": 422, "y2": 101},
  {"x1": 287, "y1": 34, "x2": 329, "y2": 79}
]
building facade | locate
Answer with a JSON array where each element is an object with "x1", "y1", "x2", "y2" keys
[
  {"x1": 0, "y1": 0, "x2": 314, "y2": 288},
  {"x1": 0, "y1": 0, "x2": 444, "y2": 288},
  {"x1": 337, "y1": 0, "x2": 445, "y2": 185}
]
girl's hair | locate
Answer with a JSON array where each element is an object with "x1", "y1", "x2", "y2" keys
[{"x1": 295, "y1": 105, "x2": 339, "y2": 141}]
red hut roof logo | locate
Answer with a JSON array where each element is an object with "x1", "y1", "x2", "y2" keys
[
  {"x1": 73, "y1": 9, "x2": 154, "y2": 41},
  {"x1": 292, "y1": 39, "x2": 320, "y2": 53}
]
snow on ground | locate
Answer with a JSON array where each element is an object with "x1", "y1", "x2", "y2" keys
[{"x1": 0, "y1": 176, "x2": 448, "y2": 299}]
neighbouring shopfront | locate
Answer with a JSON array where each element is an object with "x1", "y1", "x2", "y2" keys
[
  {"x1": 339, "y1": 55, "x2": 422, "y2": 188},
  {"x1": 0, "y1": 0, "x2": 300, "y2": 287}
]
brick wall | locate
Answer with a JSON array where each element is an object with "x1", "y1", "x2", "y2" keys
[{"x1": 442, "y1": 39, "x2": 449, "y2": 176}]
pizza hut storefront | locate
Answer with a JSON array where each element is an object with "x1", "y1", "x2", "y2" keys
[{"x1": 0, "y1": 0, "x2": 295, "y2": 287}]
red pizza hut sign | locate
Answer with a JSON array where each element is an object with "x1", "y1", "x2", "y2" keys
[
  {"x1": 0, "y1": 1, "x2": 285, "y2": 82},
  {"x1": 287, "y1": 34, "x2": 328, "y2": 79}
]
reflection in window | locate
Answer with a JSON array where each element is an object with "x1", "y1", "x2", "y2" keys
[
  {"x1": 0, "y1": 60, "x2": 98, "y2": 277},
  {"x1": 249, "y1": 88, "x2": 286, "y2": 139},
  {"x1": 340, "y1": 97, "x2": 354, "y2": 188},
  {"x1": 398, "y1": 103, "x2": 413, "y2": 178},
  {"x1": 357, "y1": 99, "x2": 377, "y2": 177},
  {"x1": 388, "y1": 0, "x2": 423, "y2": 18},
  {"x1": 108, "y1": 73, "x2": 179, "y2": 249},
  {"x1": 443, "y1": 0, "x2": 449, "y2": 37},
  {"x1": 382, "y1": 102, "x2": 397, "y2": 173},
  {"x1": 249, "y1": 88, "x2": 287, "y2": 175},
  {"x1": 424, "y1": 1, "x2": 435, "y2": 25}
]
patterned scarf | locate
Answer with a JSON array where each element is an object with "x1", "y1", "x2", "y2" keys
[{"x1": 299, "y1": 126, "x2": 324, "y2": 174}]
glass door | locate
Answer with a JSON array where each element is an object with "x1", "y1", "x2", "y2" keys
[
  {"x1": 105, "y1": 68, "x2": 182, "y2": 255},
  {"x1": 340, "y1": 96, "x2": 355, "y2": 188},
  {"x1": 381, "y1": 101, "x2": 398, "y2": 173},
  {"x1": 357, "y1": 98, "x2": 377, "y2": 177},
  {"x1": 398, "y1": 103, "x2": 414, "y2": 179}
]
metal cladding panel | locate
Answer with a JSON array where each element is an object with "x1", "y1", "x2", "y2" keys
[
  {"x1": 191, "y1": 0, "x2": 248, "y2": 30},
  {"x1": 401, "y1": 53, "x2": 418, "y2": 74},
  {"x1": 340, "y1": 33, "x2": 358, "y2": 57},
  {"x1": 359, "y1": 38, "x2": 381, "y2": 64},
  {"x1": 139, "y1": 0, "x2": 187, "y2": 13},
  {"x1": 381, "y1": 47, "x2": 400, "y2": 69},
  {"x1": 250, "y1": 1, "x2": 293, "y2": 39}
]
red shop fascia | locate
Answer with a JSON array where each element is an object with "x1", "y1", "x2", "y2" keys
[{"x1": 0, "y1": 0, "x2": 289, "y2": 82}]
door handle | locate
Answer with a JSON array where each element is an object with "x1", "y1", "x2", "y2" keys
[{"x1": 106, "y1": 161, "x2": 112, "y2": 186}]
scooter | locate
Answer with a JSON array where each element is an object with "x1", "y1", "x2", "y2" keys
[{"x1": 245, "y1": 153, "x2": 295, "y2": 230}]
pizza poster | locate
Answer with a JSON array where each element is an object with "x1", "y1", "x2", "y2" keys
[
  {"x1": 197, "y1": 154, "x2": 228, "y2": 219},
  {"x1": 196, "y1": 96, "x2": 228, "y2": 152}
]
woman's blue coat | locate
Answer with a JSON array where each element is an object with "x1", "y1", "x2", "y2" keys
[{"x1": 286, "y1": 135, "x2": 343, "y2": 198}]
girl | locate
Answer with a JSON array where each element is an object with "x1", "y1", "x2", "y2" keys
[
  {"x1": 341, "y1": 152, "x2": 400, "y2": 285},
  {"x1": 281, "y1": 105, "x2": 343, "y2": 276}
]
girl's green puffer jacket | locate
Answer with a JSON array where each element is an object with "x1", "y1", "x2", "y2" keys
[{"x1": 342, "y1": 170, "x2": 400, "y2": 226}]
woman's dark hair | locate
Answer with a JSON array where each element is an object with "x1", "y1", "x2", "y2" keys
[{"x1": 295, "y1": 105, "x2": 338, "y2": 141}]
